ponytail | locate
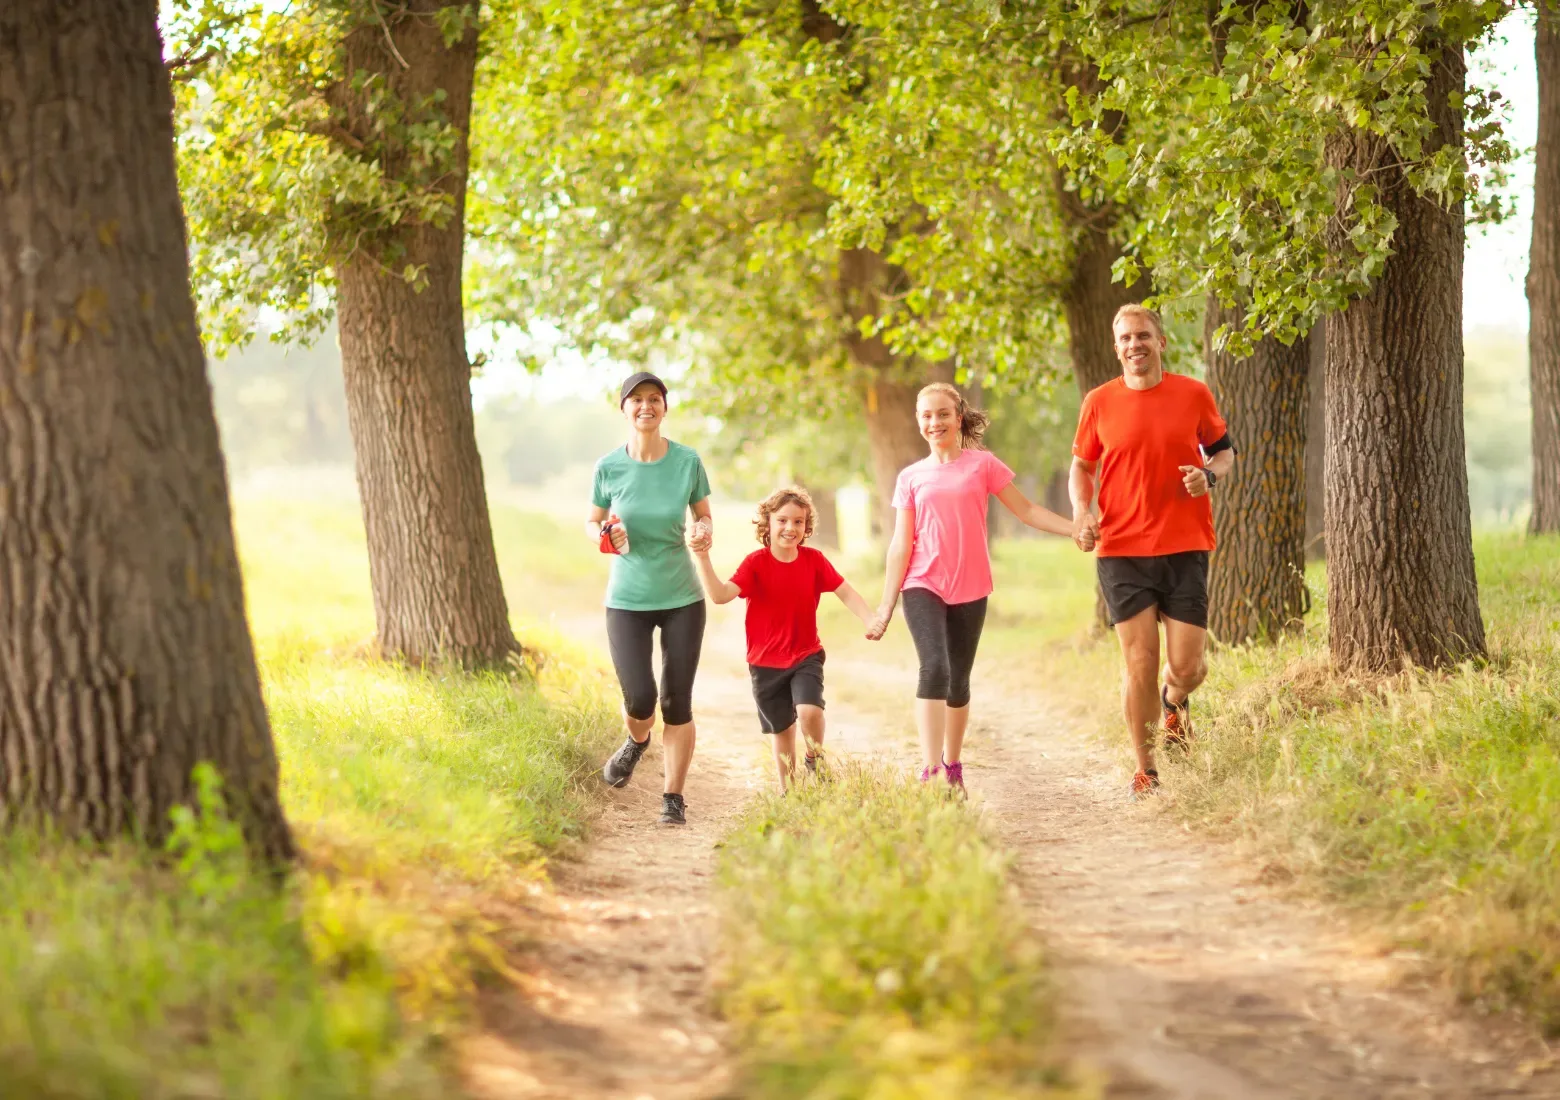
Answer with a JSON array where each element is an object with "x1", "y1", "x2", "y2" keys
[{"x1": 918, "y1": 382, "x2": 990, "y2": 448}]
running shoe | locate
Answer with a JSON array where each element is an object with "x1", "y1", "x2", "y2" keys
[
  {"x1": 943, "y1": 759, "x2": 966, "y2": 798},
  {"x1": 1160, "y1": 686, "x2": 1193, "y2": 751},
  {"x1": 659, "y1": 792, "x2": 687, "y2": 825},
  {"x1": 601, "y1": 734, "x2": 651, "y2": 788},
  {"x1": 804, "y1": 750, "x2": 826, "y2": 777},
  {"x1": 1130, "y1": 768, "x2": 1161, "y2": 799},
  {"x1": 919, "y1": 762, "x2": 944, "y2": 783}
]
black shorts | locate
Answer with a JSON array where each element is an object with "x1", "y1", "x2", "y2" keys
[
  {"x1": 1096, "y1": 551, "x2": 1210, "y2": 628},
  {"x1": 748, "y1": 650, "x2": 826, "y2": 734}
]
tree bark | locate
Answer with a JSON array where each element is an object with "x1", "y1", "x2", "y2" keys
[
  {"x1": 1205, "y1": 299, "x2": 1310, "y2": 644},
  {"x1": 1058, "y1": 187, "x2": 1148, "y2": 630},
  {"x1": 1322, "y1": 42, "x2": 1485, "y2": 670},
  {"x1": 1304, "y1": 317, "x2": 1327, "y2": 558},
  {"x1": 331, "y1": 5, "x2": 518, "y2": 667},
  {"x1": 1529, "y1": 6, "x2": 1560, "y2": 534},
  {"x1": 0, "y1": 0, "x2": 293, "y2": 860}
]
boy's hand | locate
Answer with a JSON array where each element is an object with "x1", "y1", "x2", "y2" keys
[{"x1": 686, "y1": 519, "x2": 712, "y2": 553}]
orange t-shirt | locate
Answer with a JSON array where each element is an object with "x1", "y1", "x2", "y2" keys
[{"x1": 1071, "y1": 373, "x2": 1229, "y2": 558}]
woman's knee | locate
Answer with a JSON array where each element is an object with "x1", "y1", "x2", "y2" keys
[
  {"x1": 622, "y1": 687, "x2": 657, "y2": 723},
  {"x1": 660, "y1": 689, "x2": 694, "y2": 727}
]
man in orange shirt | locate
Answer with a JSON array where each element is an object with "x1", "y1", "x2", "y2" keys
[{"x1": 1069, "y1": 304, "x2": 1238, "y2": 797}]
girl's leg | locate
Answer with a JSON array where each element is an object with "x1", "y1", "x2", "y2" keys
[
  {"x1": 771, "y1": 725, "x2": 798, "y2": 790},
  {"x1": 941, "y1": 597, "x2": 989, "y2": 765},
  {"x1": 658, "y1": 600, "x2": 707, "y2": 796},
  {"x1": 901, "y1": 589, "x2": 953, "y2": 774}
]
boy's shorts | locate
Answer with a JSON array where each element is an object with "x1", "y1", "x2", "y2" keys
[{"x1": 748, "y1": 650, "x2": 826, "y2": 733}]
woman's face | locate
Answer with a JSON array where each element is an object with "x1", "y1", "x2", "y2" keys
[
  {"x1": 622, "y1": 383, "x2": 667, "y2": 433},
  {"x1": 917, "y1": 393, "x2": 959, "y2": 448},
  {"x1": 768, "y1": 502, "x2": 810, "y2": 549}
]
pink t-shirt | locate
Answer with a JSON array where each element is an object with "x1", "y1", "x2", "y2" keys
[{"x1": 891, "y1": 448, "x2": 1015, "y2": 605}]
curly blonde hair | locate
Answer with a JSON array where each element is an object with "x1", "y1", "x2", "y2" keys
[
  {"x1": 917, "y1": 382, "x2": 991, "y2": 448},
  {"x1": 753, "y1": 486, "x2": 816, "y2": 547}
]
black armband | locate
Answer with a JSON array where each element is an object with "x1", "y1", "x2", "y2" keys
[{"x1": 1203, "y1": 433, "x2": 1235, "y2": 458}]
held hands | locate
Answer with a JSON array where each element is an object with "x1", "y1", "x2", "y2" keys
[
  {"x1": 864, "y1": 605, "x2": 892, "y2": 641},
  {"x1": 1179, "y1": 465, "x2": 1210, "y2": 498},
  {"x1": 686, "y1": 518, "x2": 712, "y2": 554},
  {"x1": 1071, "y1": 510, "x2": 1099, "y2": 553}
]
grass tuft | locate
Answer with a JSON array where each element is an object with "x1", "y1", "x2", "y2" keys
[{"x1": 715, "y1": 764, "x2": 1085, "y2": 1099}]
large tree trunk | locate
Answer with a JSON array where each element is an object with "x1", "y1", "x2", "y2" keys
[
  {"x1": 1529, "y1": 6, "x2": 1560, "y2": 534},
  {"x1": 1059, "y1": 192, "x2": 1148, "y2": 630},
  {"x1": 332, "y1": 5, "x2": 518, "y2": 667},
  {"x1": 1205, "y1": 300, "x2": 1310, "y2": 644},
  {"x1": 0, "y1": 0, "x2": 293, "y2": 861},
  {"x1": 1304, "y1": 317, "x2": 1327, "y2": 558},
  {"x1": 1322, "y1": 43, "x2": 1485, "y2": 670}
]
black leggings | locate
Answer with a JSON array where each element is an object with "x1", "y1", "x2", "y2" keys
[
  {"x1": 605, "y1": 600, "x2": 707, "y2": 726},
  {"x1": 901, "y1": 588, "x2": 988, "y2": 708}
]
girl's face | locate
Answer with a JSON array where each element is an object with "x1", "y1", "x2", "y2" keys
[
  {"x1": 622, "y1": 383, "x2": 667, "y2": 432},
  {"x1": 768, "y1": 502, "x2": 810, "y2": 549},
  {"x1": 917, "y1": 393, "x2": 960, "y2": 449}
]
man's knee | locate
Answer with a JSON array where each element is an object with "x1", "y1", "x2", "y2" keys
[{"x1": 1167, "y1": 656, "x2": 1207, "y2": 688}]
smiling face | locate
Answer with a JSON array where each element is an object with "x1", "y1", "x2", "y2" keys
[
  {"x1": 917, "y1": 390, "x2": 961, "y2": 451},
  {"x1": 1113, "y1": 312, "x2": 1167, "y2": 380},
  {"x1": 767, "y1": 501, "x2": 810, "y2": 550},
  {"x1": 621, "y1": 382, "x2": 667, "y2": 433}
]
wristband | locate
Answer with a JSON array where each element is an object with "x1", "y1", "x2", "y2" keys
[{"x1": 1202, "y1": 467, "x2": 1218, "y2": 488}]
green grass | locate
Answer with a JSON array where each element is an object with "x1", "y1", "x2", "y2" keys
[
  {"x1": 715, "y1": 766, "x2": 1085, "y2": 1099},
  {"x1": 0, "y1": 494, "x2": 621, "y2": 1097},
  {"x1": 980, "y1": 531, "x2": 1560, "y2": 1035}
]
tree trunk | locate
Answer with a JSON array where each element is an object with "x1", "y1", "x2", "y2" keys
[
  {"x1": 1059, "y1": 193, "x2": 1149, "y2": 630},
  {"x1": 1204, "y1": 299, "x2": 1310, "y2": 644},
  {"x1": 332, "y1": 5, "x2": 518, "y2": 667},
  {"x1": 1304, "y1": 317, "x2": 1327, "y2": 558},
  {"x1": 0, "y1": 0, "x2": 293, "y2": 861},
  {"x1": 798, "y1": 481, "x2": 839, "y2": 548},
  {"x1": 1322, "y1": 42, "x2": 1485, "y2": 670},
  {"x1": 1529, "y1": 6, "x2": 1560, "y2": 534}
]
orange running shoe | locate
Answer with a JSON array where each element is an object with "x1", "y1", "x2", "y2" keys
[
  {"x1": 1161, "y1": 686, "x2": 1193, "y2": 751},
  {"x1": 1130, "y1": 769, "x2": 1161, "y2": 799}
]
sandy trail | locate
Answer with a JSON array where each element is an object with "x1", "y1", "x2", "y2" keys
[
  {"x1": 460, "y1": 593, "x2": 1558, "y2": 1099},
  {"x1": 831, "y1": 650, "x2": 1560, "y2": 1099}
]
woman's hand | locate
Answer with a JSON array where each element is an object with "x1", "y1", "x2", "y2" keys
[
  {"x1": 686, "y1": 518, "x2": 712, "y2": 553},
  {"x1": 608, "y1": 522, "x2": 629, "y2": 553}
]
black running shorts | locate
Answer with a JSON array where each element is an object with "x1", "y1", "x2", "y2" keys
[
  {"x1": 748, "y1": 650, "x2": 826, "y2": 734},
  {"x1": 1096, "y1": 550, "x2": 1210, "y2": 628}
]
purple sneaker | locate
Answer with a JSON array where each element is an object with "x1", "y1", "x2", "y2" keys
[
  {"x1": 919, "y1": 762, "x2": 944, "y2": 783},
  {"x1": 943, "y1": 759, "x2": 965, "y2": 796}
]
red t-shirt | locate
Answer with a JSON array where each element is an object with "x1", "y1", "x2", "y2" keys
[
  {"x1": 730, "y1": 546, "x2": 844, "y2": 668},
  {"x1": 1071, "y1": 373, "x2": 1229, "y2": 558}
]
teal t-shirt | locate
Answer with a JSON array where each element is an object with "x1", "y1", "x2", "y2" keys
[{"x1": 591, "y1": 440, "x2": 711, "y2": 611}]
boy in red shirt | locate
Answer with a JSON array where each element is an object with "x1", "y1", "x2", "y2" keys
[{"x1": 691, "y1": 486, "x2": 881, "y2": 789}]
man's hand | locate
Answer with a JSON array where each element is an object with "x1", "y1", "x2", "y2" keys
[
  {"x1": 686, "y1": 518, "x2": 712, "y2": 553},
  {"x1": 1179, "y1": 465, "x2": 1210, "y2": 498},
  {"x1": 1071, "y1": 510, "x2": 1099, "y2": 552}
]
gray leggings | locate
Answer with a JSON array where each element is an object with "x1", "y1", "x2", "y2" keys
[{"x1": 900, "y1": 588, "x2": 988, "y2": 708}]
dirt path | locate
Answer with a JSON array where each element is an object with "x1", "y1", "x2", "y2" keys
[
  {"x1": 460, "y1": 597, "x2": 1557, "y2": 1099},
  {"x1": 831, "y1": 651, "x2": 1560, "y2": 1099}
]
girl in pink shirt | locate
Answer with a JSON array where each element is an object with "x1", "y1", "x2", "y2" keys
[{"x1": 874, "y1": 383, "x2": 1075, "y2": 792}]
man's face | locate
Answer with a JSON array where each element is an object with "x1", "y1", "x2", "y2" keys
[{"x1": 1113, "y1": 315, "x2": 1166, "y2": 378}]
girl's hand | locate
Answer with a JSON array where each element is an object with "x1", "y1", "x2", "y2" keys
[{"x1": 865, "y1": 615, "x2": 889, "y2": 641}]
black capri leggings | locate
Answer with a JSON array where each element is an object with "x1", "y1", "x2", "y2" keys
[
  {"x1": 900, "y1": 588, "x2": 988, "y2": 709},
  {"x1": 605, "y1": 599, "x2": 707, "y2": 726}
]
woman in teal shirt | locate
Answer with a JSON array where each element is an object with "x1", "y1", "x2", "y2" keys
[{"x1": 587, "y1": 372, "x2": 713, "y2": 826}]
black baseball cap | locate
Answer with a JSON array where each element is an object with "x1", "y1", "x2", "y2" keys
[{"x1": 619, "y1": 371, "x2": 668, "y2": 407}]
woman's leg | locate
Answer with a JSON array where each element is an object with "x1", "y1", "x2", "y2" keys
[
  {"x1": 941, "y1": 597, "x2": 989, "y2": 765},
  {"x1": 601, "y1": 609, "x2": 659, "y2": 787},
  {"x1": 901, "y1": 589, "x2": 952, "y2": 773},
  {"x1": 658, "y1": 600, "x2": 707, "y2": 796}
]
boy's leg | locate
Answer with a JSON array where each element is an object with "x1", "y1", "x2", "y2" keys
[
  {"x1": 1113, "y1": 604, "x2": 1162, "y2": 774},
  {"x1": 771, "y1": 725, "x2": 798, "y2": 790},
  {"x1": 790, "y1": 653, "x2": 827, "y2": 759},
  {"x1": 796, "y1": 705, "x2": 825, "y2": 758}
]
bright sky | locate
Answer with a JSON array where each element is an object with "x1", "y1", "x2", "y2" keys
[{"x1": 479, "y1": 9, "x2": 1542, "y2": 404}]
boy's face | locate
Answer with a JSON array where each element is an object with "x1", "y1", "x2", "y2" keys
[{"x1": 769, "y1": 502, "x2": 809, "y2": 549}]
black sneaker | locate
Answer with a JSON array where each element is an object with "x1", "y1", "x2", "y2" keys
[
  {"x1": 601, "y1": 735, "x2": 650, "y2": 788},
  {"x1": 804, "y1": 750, "x2": 824, "y2": 776},
  {"x1": 659, "y1": 792, "x2": 686, "y2": 825}
]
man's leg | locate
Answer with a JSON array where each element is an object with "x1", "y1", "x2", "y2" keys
[
  {"x1": 1113, "y1": 605, "x2": 1162, "y2": 774},
  {"x1": 1161, "y1": 617, "x2": 1209, "y2": 706}
]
